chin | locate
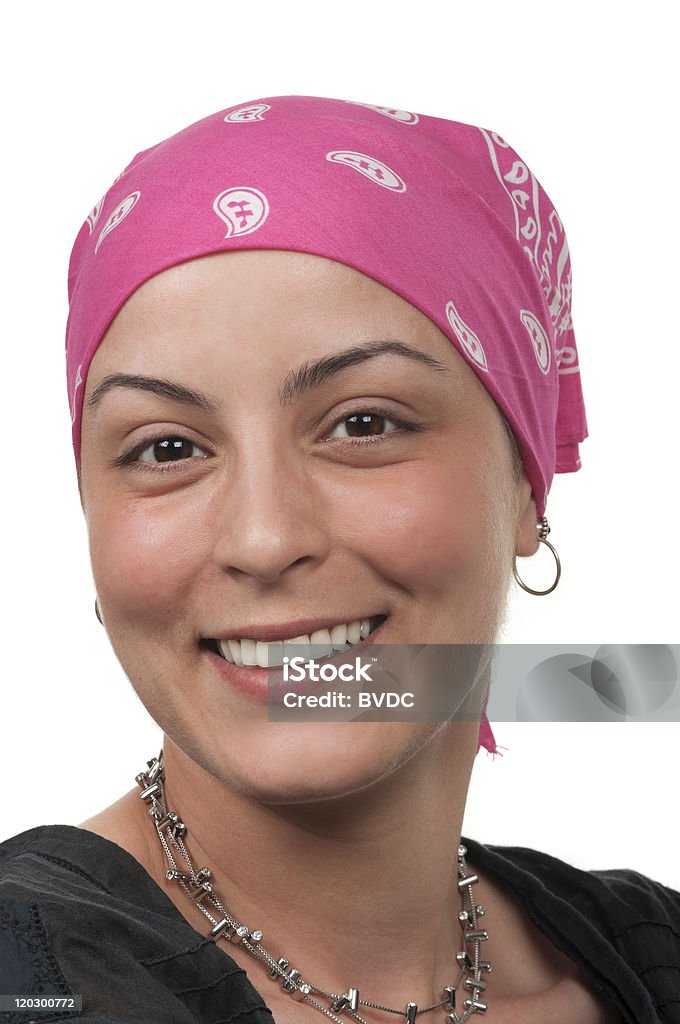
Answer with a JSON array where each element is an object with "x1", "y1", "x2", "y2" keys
[{"x1": 219, "y1": 722, "x2": 425, "y2": 806}]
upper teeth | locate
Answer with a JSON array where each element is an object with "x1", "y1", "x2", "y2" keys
[{"x1": 217, "y1": 617, "x2": 374, "y2": 668}]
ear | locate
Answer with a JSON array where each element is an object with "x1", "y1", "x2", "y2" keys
[{"x1": 515, "y1": 472, "x2": 540, "y2": 557}]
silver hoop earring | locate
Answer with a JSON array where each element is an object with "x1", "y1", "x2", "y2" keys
[
  {"x1": 95, "y1": 597, "x2": 103, "y2": 624},
  {"x1": 513, "y1": 516, "x2": 561, "y2": 596}
]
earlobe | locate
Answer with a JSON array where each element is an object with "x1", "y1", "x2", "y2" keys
[
  {"x1": 513, "y1": 515, "x2": 562, "y2": 595},
  {"x1": 515, "y1": 475, "x2": 540, "y2": 558}
]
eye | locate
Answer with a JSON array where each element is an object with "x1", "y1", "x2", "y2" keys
[
  {"x1": 326, "y1": 409, "x2": 413, "y2": 444},
  {"x1": 139, "y1": 436, "x2": 207, "y2": 464},
  {"x1": 115, "y1": 434, "x2": 209, "y2": 471}
]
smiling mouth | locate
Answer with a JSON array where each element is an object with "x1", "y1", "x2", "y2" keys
[{"x1": 200, "y1": 614, "x2": 388, "y2": 669}]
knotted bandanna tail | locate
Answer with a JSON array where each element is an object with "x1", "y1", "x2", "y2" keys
[{"x1": 65, "y1": 95, "x2": 589, "y2": 756}]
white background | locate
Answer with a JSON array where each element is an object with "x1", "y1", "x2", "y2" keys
[{"x1": 1, "y1": 2, "x2": 678, "y2": 888}]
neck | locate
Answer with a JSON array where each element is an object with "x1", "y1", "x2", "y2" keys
[{"x1": 146, "y1": 727, "x2": 479, "y2": 1011}]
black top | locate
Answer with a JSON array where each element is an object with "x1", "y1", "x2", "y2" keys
[{"x1": 1, "y1": 824, "x2": 679, "y2": 1023}]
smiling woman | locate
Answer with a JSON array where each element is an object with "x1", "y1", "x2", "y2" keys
[
  {"x1": 78, "y1": 248, "x2": 531, "y2": 774},
  {"x1": 1, "y1": 95, "x2": 678, "y2": 1024}
]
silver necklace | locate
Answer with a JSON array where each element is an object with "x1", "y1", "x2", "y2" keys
[{"x1": 136, "y1": 751, "x2": 491, "y2": 1023}]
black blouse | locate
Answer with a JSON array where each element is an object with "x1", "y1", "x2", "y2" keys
[{"x1": 1, "y1": 824, "x2": 679, "y2": 1023}]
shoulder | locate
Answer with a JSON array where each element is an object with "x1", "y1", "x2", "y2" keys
[
  {"x1": 0, "y1": 892, "x2": 69, "y2": 1004},
  {"x1": 0, "y1": 824, "x2": 276, "y2": 1024},
  {"x1": 0, "y1": 821, "x2": 179, "y2": 933},
  {"x1": 0, "y1": 823, "x2": 154, "y2": 1008},
  {"x1": 482, "y1": 839, "x2": 680, "y2": 928},
  {"x1": 0, "y1": 827, "x2": 76, "y2": 1010},
  {"x1": 0, "y1": 824, "x2": 119, "y2": 905},
  {"x1": 464, "y1": 836, "x2": 680, "y2": 1022},
  {"x1": 523, "y1": 847, "x2": 680, "y2": 1020}
]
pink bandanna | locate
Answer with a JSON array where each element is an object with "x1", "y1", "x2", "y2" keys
[{"x1": 65, "y1": 94, "x2": 588, "y2": 756}]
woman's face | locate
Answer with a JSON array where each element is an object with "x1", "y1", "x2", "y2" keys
[{"x1": 80, "y1": 250, "x2": 537, "y2": 803}]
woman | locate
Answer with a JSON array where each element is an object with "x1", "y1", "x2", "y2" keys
[{"x1": 1, "y1": 95, "x2": 678, "y2": 1024}]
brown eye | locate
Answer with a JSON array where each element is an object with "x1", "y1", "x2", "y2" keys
[
  {"x1": 137, "y1": 437, "x2": 207, "y2": 464},
  {"x1": 329, "y1": 412, "x2": 400, "y2": 440}
]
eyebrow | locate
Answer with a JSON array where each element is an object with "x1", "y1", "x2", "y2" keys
[{"x1": 86, "y1": 339, "x2": 451, "y2": 415}]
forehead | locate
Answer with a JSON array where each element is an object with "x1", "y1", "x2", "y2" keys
[
  {"x1": 99, "y1": 249, "x2": 435, "y2": 339},
  {"x1": 84, "y1": 249, "x2": 489, "y2": 413}
]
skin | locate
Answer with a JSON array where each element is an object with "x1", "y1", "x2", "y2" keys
[{"x1": 77, "y1": 250, "x2": 616, "y2": 1023}]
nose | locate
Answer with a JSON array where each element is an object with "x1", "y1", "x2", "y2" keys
[{"x1": 211, "y1": 442, "x2": 331, "y2": 584}]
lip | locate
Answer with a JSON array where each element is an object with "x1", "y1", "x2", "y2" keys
[
  {"x1": 201, "y1": 616, "x2": 389, "y2": 703},
  {"x1": 205, "y1": 614, "x2": 384, "y2": 643}
]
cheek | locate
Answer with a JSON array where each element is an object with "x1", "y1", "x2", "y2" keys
[
  {"x1": 333, "y1": 457, "x2": 485, "y2": 595},
  {"x1": 89, "y1": 494, "x2": 210, "y2": 618}
]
